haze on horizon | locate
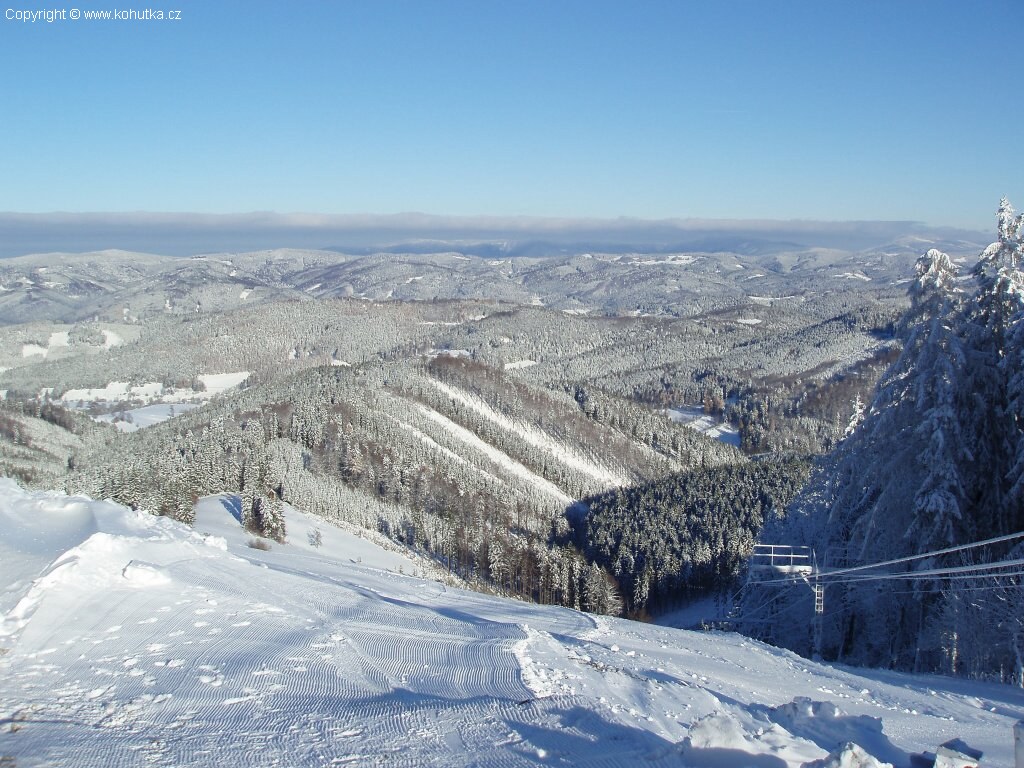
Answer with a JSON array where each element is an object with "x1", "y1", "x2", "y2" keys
[{"x1": 0, "y1": 210, "x2": 994, "y2": 259}]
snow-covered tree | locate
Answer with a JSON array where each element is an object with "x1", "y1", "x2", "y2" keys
[
  {"x1": 771, "y1": 202, "x2": 1024, "y2": 679},
  {"x1": 843, "y1": 394, "x2": 865, "y2": 437}
]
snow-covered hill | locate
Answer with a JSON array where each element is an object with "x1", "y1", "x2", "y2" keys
[{"x1": 1, "y1": 480, "x2": 1021, "y2": 767}]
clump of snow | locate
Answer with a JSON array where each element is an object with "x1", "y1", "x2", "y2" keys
[
  {"x1": 505, "y1": 359, "x2": 538, "y2": 370},
  {"x1": 121, "y1": 560, "x2": 172, "y2": 586},
  {"x1": 512, "y1": 624, "x2": 556, "y2": 699},
  {"x1": 680, "y1": 711, "x2": 823, "y2": 767},
  {"x1": 736, "y1": 317, "x2": 763, "y2": 326},
  {"x1": 764, "y1": 697, "x2": 905, "y2": 767},
  {"x1": 802, "y1": 743, "x2": 892, "y2": 768}
]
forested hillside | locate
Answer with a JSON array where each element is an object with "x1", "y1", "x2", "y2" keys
[
  {"x1": 576, "y1": 456, "x2": 811, "y2": 617},
  {"x1": 0, "y1": 236, "x2": 942, "y2": 622},
  {"x1": 760, "y1": 199, "x2": 1024, "y2": 684}
]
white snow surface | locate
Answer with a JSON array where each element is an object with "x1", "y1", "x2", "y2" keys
[
  {"x1": 197, "y1": 371, "x2": 250, "y2": 394},
  {"x1": 102, "y1": 328, "x2": 123, "y2": 349},
  {"x1": 666, "y1": 406, "x2": 742, "y2": 447},
  {"x1": 415, "y1": 403, "x2": 572, "y2": 505},
  {"x1": 63, "y1": 372, "x2": 249, "y2": 409},
  {"x1": 1, "y1": 479, "x2": 1021, "y2": 767},
  {"x1": 48, "y1": 331, "x2": 70, "y2": 348},
  {"x1": 505, "y1": 359, "x2": 538, "y2": 370},
  {"x1": 95, "y1": 403, "x2": 201, "y2": 432},
  {"x1": 428, "y1": 378, "x2": 630, "y2": 488}
]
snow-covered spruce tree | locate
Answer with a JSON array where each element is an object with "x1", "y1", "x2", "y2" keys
[
  {"x1": 963, "y1": 198, "x2": 1024, "y2": 540},
  {"x1": 905, "y1": 249, "x2": 970, "y2": 555},
  {"x1": 769, "y1": 201, "x2": 1024, "y2": 680}
]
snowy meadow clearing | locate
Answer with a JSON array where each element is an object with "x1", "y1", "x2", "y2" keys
[{"x1": 1, "y1": 480, "x2": 1022, "y2": 767}]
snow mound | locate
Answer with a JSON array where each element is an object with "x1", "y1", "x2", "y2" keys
[
  {"x1": 802, "y1": 742, "x2": 892, "y2": 768},
  {"x1": 121, "y1": 560, "x2": 172, "y2": 586},
  {"x1": 680, "y1": 711, "x2": 823, "y2": 767},
  {"x1": 762, "y1": 697, "x2": 906, "y2": 766}
]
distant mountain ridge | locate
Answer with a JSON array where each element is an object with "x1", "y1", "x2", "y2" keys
[
  {"x1": 0, "y1": 210, "x2": 988, "y2": 258},
  {"x1": 0, "y1": 231, "x2": 987, "y2": 325}
]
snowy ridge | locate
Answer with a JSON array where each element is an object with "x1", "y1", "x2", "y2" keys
[{"x1": 428, "y1": 377, "x2": 631, "y2": 488}]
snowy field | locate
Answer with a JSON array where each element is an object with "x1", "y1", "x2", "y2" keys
[
  {"x1": 63, "y1": 371, "x2": 249, "y2": 408},
  {"x1": 665, "y1": 406, "x2": 742, "y2": 447},
  {"x1": 1, "y1": 479, "x2": 1022, "y2": 767},
  {"x1": 94, "y1": 403, "x2": 202, "y2": 432}
]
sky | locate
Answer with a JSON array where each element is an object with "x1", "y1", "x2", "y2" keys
[{"x1": 1, "y1": 0, "x2": 1021, "y2": 234}]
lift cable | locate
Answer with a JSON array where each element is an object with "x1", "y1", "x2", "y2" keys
[{"x1": 750, "y1": 531, "x2": 1024, "y2": 587}]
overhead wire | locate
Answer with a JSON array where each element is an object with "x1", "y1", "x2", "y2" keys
[
  {"x1": 749, "y1": 531, "x2": 1024, "y2": 587},
  {"x1": 817, "y1": 530, "x2": 1024, "y2": 578}
]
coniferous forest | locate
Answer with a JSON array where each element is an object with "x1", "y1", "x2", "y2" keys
[{"x1": 757, "y1": 199, "x2": 1024, "y2": 684}]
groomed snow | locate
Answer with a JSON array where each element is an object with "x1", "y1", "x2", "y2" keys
[{"x1": 1, "y1": 480, "x2": 1021, "y2": 767}]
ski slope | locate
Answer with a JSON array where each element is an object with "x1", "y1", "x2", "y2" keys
[
  {"x1": 1, "y1": 480, "x2": 1021, "y2": 767},
  {"x1": 428, "y1": 378, "x2": 631, "y2": 488}
]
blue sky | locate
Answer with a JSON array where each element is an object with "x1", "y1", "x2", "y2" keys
[{"x1": 2, "y1": 0, "x2": 1021, "y2": 230}]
